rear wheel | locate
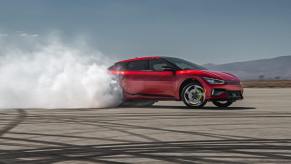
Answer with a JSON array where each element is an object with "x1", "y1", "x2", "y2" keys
[
  {"x1": 181, "y1": 83, "x2": 207, "y2": 108},
  {"x1": 212, "y1": 100, "x2": 233, "y2": 108}
]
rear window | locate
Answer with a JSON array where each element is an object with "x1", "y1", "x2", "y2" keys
[
  {"x1": 127, "y1": 60, "x2": 149, "y2": 70},
  {"x1": 109, "y1": 62, "x2": 127, "y2": 71}
]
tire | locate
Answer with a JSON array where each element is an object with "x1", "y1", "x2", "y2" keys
[
  {"x1": 120, "y1": 100, "x2": 156, "y2": 107},
  {"x1": 212, "y1": 100, "x2": 233, "y2": 108},
  {"x1": 181, "y1": 83, "x2": 207, "y2": 108}
]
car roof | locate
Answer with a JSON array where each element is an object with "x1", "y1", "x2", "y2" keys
[{"x1": 118, "y1": 56, "x2": 161, "y2": 63}]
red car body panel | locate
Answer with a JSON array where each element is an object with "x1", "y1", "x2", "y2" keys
[
  {"x1": 111, "y1": 70, "x2": 176, "y2": 99},
  {"x1": 109, "y1": 56, "x2": 243, "y2": 102}
]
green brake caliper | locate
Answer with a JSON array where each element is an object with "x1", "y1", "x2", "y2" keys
[{"x1": 196, "y1": 88, "x2": 203, "y2": 101}]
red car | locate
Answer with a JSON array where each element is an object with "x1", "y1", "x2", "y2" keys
[{"x1": 109, "y1": 56, "x2": 243, "y2": 108}]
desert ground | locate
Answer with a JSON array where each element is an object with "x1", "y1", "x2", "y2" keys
[
  {"x1": 242, "y1": 80, "x2": 291, "y2": 88},
  {"x1": 1, "y1": 88, "x2": 291, "y2": 163}
]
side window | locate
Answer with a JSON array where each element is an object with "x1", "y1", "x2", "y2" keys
[
  {"x1": 149, "y1": 59, "x2": 172, "y2": 71},
  {"x1": 127, "y1": 60, "x2": 149, "y2": 71}
]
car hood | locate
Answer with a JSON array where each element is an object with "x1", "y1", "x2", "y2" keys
[
  {"x1": 177, "y1": 69, "x2": 240, "y2": 81},
  {"x1": 202, "y1": 70, "x2": 240, "y2": 81}
]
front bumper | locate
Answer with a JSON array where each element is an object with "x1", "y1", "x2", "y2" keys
[{"x1": 209, "y1": 88, "x2": 243, "y2": 101}]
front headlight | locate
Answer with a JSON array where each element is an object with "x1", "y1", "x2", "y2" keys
[{"x1": 203, "y1": 77, "x2": 225, "y2": 85}]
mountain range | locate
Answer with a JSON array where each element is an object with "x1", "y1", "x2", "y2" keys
[{"x1": 204, "y1": 56, "x2": 291, "y2": 80}]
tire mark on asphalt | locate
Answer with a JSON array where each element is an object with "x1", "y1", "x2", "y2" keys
[{"x1": 0, "y1": 109, "x2": 26, "y2": 137}]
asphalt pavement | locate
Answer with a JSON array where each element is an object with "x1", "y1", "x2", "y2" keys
[{"x1": 1, "y1": 88, "x2": 291, "y2": 163}]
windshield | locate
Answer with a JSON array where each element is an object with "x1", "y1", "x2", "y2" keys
[{"x1": 164, "y1": 57, "x2": 206, "y2": 70}]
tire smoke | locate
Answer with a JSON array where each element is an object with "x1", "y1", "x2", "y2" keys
[{"x1": 0, "y1": 34, "x2": 122, "y2": 108}]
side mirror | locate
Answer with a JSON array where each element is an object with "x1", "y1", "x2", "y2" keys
[{"x1": 161, "y1": 66, "x2": 176, "y2": 71}]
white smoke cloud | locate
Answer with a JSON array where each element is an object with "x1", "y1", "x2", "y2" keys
[{"x1": 0, "y1": 34, "x2": 122, "y2": 108}]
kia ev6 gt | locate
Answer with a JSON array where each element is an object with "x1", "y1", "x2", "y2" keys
[{"x1": 109, "y1": 56, "x2": 243, "y2": 108}]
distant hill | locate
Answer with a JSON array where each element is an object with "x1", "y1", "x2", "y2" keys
[{"x1": 204, "y1": 56, "x2": 291, "y2": 80}]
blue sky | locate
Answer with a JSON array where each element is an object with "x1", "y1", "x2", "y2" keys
[{"x1": 0, "y1": 0, "x2": 291, "y2": 64}]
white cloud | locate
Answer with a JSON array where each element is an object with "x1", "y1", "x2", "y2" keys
[
  {"x1": 31, "y1": 34, "x2": 39, "y2": 37},
  {"x1": 0, "y1": 33, "x2": 8, "y2": 37},
  {"x1": 20, "y1": 33, "x2": 28, "y2": 37},
  {"x1": 19, "y1": 32, "x2": 39, "y2": 37}
]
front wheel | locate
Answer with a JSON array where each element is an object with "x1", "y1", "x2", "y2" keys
[
  {"x1": 212, "y1": 100, "x2": 233, "y2": 108},
  {"x1": 181, "y1": 83, "x2": 207, "y2": 108}
]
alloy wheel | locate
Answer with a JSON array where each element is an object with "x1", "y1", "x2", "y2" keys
[{"x1": 183, "y1": 84, "x2": 206, "y2": 107}]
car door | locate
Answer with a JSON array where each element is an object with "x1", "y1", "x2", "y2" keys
[
  {"x1": 141, "y1": 58, "x2": 177, "y2": 97},
  {"x1": 120, "y1": 60, "x2": 150, "y2": 95}
]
